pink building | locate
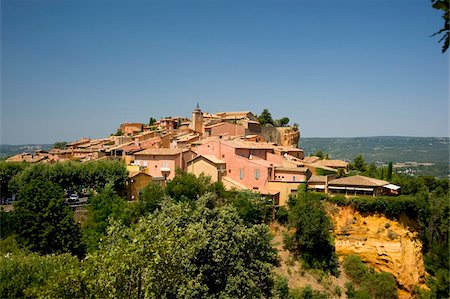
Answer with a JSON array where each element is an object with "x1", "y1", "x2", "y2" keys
[
  {"x1": 204, "y1": 122, "x2": 245, "y2": 138},
  {"x1": 133, "y1": 148, "x2": 195, "y2": 180},
  {"x1": 193, "y1": 139, "x2": 310, "y2": 200}
]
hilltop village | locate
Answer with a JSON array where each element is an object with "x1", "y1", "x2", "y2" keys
[{"x1": 6, "y1": 106, "x2": 400, "y2": 205}]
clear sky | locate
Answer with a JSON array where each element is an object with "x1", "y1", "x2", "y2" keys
[{"x1": 1, "y1": 0, "x2": 448, "y2": 144}]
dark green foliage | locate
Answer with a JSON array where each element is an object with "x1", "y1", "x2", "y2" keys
[
  {"x1": 0, "y1": 161, "x2": 29, "y2": 199},
  {"x1": 230, "y1": 190, "x2": 274, "y2": 226},
  {"x1": 300, "y1": 285, "x2": 327, "y2": 299},
  {"x1": 14, "y1": 178, "x2": 84, "y2": 256},
  {"x1": 387, "y1": 161, "x2": 393, "y2": 181},
  {"x1": 276, "y1": 117, "x2": 290, "y2": 127},
  {"x1": 166, "y1": 169, "x2": 211, "y2": 202},
  {"x1": 53, "y1": 141, "x2": 67, "y2": 150},
  {"x1": 258, "y1": 108, "x2": 275, "y2": 126},
  {"x1": 343, "y1": 255, "x2": 398, "y2": 299},
  {"x1": 9, "y1": 160, "x2": 128, "y2": 195},
  {"x1": 287, "y1": 192, "x2": 339, "y2": 276},
  {"x1": 315, "y1": 168, "x2": 336, "y2": 176},
  {"x1": 365, "y1": 163, "x2": 377, "y2": 178},
  {"x1": 148, "y1": 117, "x2": 156, "y2": 126},
  {"x1": 82, "y1": 186, "x2": 131, "y2": 252},
  {"x1": 431, "y1": 0, "x2": 449, "y2": 53},
  {"x1": 273, "y1": 275, "x2": 289, "y2": 298},
  {"x1": 135, "y1": 182, "x2": 166, "y2": 215},
  {"x1": 276, "y1": 206, "x2": 289, "y2": 224},
  {"x1": 5, "y1": 196, "x2": 278, "y2": 298},
  {"x1": 311, "y1": 150, "x2": 329, "y2": 160},
  {"x1": 350, "y1": 155, "x2": 367, "y2": 172},
  {"x1": 345, "y1": 282, "x2": 371, "y2": 299},
  {"x1": 0, "y1": 248, "x2": 85, "y2": 298},
  {"x1": 328, "y1": 195, "x2": 420, "y2": 219},
  {"x1": 0, "y1": 208, "x2": 15, "y2": 238}
]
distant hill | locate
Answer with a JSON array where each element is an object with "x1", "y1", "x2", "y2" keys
[
  {"x1": 300, "y1": 136, "x2": 450, "y2": 178},
  {"x1": 0, "y1": 144, "x2": 52, "y2": 159}
]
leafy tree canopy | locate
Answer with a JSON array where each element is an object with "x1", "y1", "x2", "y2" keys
[
  {"x1": 53, "y1": 141, "x2": 67, "y2": 150},
  {"x1": 13, "y1": 178, "x2": 84, "y2": 256},
  {"x1": 286, "y1": 191, "x2": 339, "y2": 276}
]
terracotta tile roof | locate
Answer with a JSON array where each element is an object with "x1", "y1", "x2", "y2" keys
[
  {"x1": 204, "y1": 122, "x2": 228, "y2": 129},
  {"x1": 328, "y1": 175, "x2": 390, "y2": 187},
  {"x1": 274, "y1": 166, "x2": 308, "y2": 173},
  {"x1": 315, "y1": 159, "x2": 349, "y2": 168},
  {"x1": 134, "y1": 148, "x2": 188, "y2": 156},
  {"x1": 128, "y1": 171, "x2": 152, "y2": 178},
  {"x1": 303, "y1": 156, "x2": 320, "y2": 163},
  {"x1": 222, "y1": 176, "x2": 249, "y2": 190},
  {"x1": 308, "y1": 175, "x2": 327, "y2": 183},
  {"x1": 188, "y1": 154, "x2": 225, "y2": 165},
  {"x1": 276, "y1": 146, "x2": 303, "y2": 152},
  {"x1": 223, "y1": 140, "x2": 276, "y2": 150}
]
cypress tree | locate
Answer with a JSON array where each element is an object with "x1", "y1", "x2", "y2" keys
[{"x1": 387, "y1": 162, "x2": 393, "y2": 181}]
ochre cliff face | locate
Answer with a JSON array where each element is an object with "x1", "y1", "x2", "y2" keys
[
  {"x1": 277, "y1": 127, "x2": 300, "y2": 147},
  {"x1": 327, "y1": 205, "x2": 426, "y2": 297}
]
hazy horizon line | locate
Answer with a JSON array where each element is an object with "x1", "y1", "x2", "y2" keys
[{"x1": 1, "y1": 135, "x2": 449, "y2": 146}]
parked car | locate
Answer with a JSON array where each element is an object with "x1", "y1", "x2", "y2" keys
[
  {"x1": 68, "y1": 194, "x2": 79, "y2": 202},
  {"x1": 5, "y1": 195, "x2": 16, "y2": 205}
]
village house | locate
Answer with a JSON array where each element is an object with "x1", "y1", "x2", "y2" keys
[
  {"x1": 204, "y1": 122, "x2": 245, "y2": 138},
  {"x1": 191, "y1": 138, "x2": 310, "y2": 205},
  {"x1": 120, "y1": 122, "x2": 144, "y2": 136},
  {"x1": 126, "y1": 171, "x2": 153, "y2": 200},
  {"x1": 186, "y1": 155, "x2": 226, "y2": 182},
  {"x1": 307, "y1": 174, "x2": 401, "y2": 197},
  {"x1": 133, "y1": 148, "x2": 195, "y2": 180}
]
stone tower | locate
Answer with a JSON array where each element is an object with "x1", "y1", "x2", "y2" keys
[{"x1": 192, "y1": 103, "x2": 204, "y2": 134}]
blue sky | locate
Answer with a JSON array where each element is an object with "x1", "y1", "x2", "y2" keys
[{"x1": 1, "y1": 0, "x2": 448, "y2": 144}]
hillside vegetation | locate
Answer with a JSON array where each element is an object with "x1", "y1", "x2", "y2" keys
[
  {"x1": 0, "y1": 160, "x2": 448, "y2": 298},
  {"x1": 301, "y1": 137, "x2": 449, "y2": 178}
]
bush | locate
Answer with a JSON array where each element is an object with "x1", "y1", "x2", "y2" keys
[
  {"x1": 288, "y1": 192, "x2": 339, "y2": 276},
  {"x1": 343, "y1": 255, "x2": 398, "y2": 299},
  {"x1": 276, "y1": 206, "x2": 289, "y2": 224}
]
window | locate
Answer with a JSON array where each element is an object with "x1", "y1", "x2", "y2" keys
[
  {"x1": 293, "y1": 176, "x2": 296, "y2": 182},
  {"x1": 255, "y1": 169, "x2": 260, "y2": 180},
  {"x1": 228, "y1": 169, "x2": 231, "y2": 173},
  {"x1": 162, "y1": 162, "x2": 168, "y2": 168},
  {"x1": 240, "y1": 169, "x2": 244, "y2": 180},
  {"x1": 222, "y1": 155, "x2": 225, "y2": 158}
]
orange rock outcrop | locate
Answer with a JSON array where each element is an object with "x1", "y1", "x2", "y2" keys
[{"x1": 328, "y1": 205, "x2": 426, "y2": 297}]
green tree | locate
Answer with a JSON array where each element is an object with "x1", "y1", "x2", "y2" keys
[
  {"x1": 82, "y1": 185, "x2": 131, "y2": 252},
  {"x1": 276, "y1": 117, "x2": 290, "y2": 127},
  {"x1": 287, "y1": 192, "x2": 339, "y2": 276},
  {"x1": 312, "y1": 150, "x2": 329, "y2": 160},
  {"x1": 53, "y1": 141, "x2": 67, "y2": 150},
  {"x1": 81, "y1": 195, "x2": 278, "y2": 298},
  {"x1": 0, "y1": 161, "x2": 28, "y2": 199},
  {"x1": 13, "y1": 178, "x2": 84, "y2": 256},
  {"x1": 258, "y1": 108, "x2": 275, "y2": 126},
  {"x1": 135, "y1": 182, "x2": 167, "y2": 216},
  {"x1": 387, "y1": 161, "x2": 393, "y2": 181},
  {"x1": 365, "y1": 163, "x2": 378, "y2": 178},
  {"x1": 431, "y1": 0, "x2": 449, "y2": 53},
  {"x1": 148, "y1": 117, "x2": 157, "y2": 126},
  {"x1": 351, "y1": 155, "x2": 367, "y2": 172},
  {"x1": 166, "y1": 169, "x2": 211, "y2": 202}
]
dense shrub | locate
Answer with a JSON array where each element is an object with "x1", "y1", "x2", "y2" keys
[
  {"x1": 287, "y1": 191, "x2": 339, "y2": 276},
  {"x1": 343, "y1": 255, "x2": 397, "y2": 299}
]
